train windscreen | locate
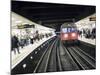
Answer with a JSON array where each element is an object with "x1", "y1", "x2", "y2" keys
[{"x1": 62, "y1": 28, "x2": 77, "y2": 33}]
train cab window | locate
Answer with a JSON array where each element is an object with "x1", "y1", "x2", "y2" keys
[{"x1": 62, "y1": 28, "x2": 77, "y2": 33}]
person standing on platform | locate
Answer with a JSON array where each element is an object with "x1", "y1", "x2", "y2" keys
[{"x1": 11, "y1": 35, "x2": 20, "y2": 54}]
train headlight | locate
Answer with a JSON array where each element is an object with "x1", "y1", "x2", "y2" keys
[
  {"x1": 64, "y1": 34, "x2": 68, "y2": 38},
  {"x1": 71, "y1": 33, "x2": 76, "y2": 37}
]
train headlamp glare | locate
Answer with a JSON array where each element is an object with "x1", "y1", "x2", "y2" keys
[
  {"x1": 72, "y1": 33, "x2": 76, "y2": 37},
  {"x1": 64, "y1": 34, "x2": 68, "y2": 38}
]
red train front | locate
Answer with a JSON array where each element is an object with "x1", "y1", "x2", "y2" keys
[{"x1": 60, "y1": 23, "x2": 79, "y2": 44}]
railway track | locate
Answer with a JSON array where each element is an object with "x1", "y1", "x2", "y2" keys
[
  {"x1": 12, "y1": 37, "x2": 96, "y2": 74},
  {"x1": 34, "y1": 38, "x2": 58, "y2": 73},
  {"x1": 33, "y1": 38, "x2": 96, "y2": 73},
  {"x1": 34, "y1": 38, "x2": 96, "y2": 73},
  {"x1": 66, "y1": 46, "x2": 96, "y2": 70},
  {"x1": 58, "y1": 41, "x2": 80, "y2": 71}
]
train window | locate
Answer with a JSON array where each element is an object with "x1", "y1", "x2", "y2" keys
[
  {"x1": 71, "y1": 28, "x2": 77, "y2": 32},
  {"x1": 62, "y1": 28, "x2": 77, "y2": 33},
  {"x1": 62, "y1": 28, "x2": 67, "y2": 33}
]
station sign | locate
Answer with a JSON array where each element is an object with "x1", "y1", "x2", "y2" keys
[
  {"x1": 17, "y1": 24, "x2": 35, "y2": 29},
  {"x1": 89, "y1": 17, "x2": 96, "y2": 21}
]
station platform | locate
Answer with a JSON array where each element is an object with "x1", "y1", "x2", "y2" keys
[
  {"x1": 78, "y1": 36, "x2": 95, "y2": 45},
  {"x1": 11, "y1": 35, "x2": 55, "y2": 69}
]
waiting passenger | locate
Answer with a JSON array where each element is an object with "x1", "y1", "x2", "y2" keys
[
  {"x1": 30, "y1": 38, "x2": 34, "y2": 44},
  {"x1": 19, "y1": 38, "x2": 25, "y2": 48},
  {"x1": 91, "y1": 28, "x2": 96, "y2": 39},
  {"x1": 11, "y1": 35, "x2": 20, "y2": 54}
]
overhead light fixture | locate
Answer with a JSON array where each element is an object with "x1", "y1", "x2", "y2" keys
[
  {"x1": 12, "y1": 17, "x2": 15, "y2": 21},
  {"x1": 22, "y1": 23, "x2": 29, "y2": 25},
  {"x1": 15, "y1": 20, "x2": 22, "y2": 24}
]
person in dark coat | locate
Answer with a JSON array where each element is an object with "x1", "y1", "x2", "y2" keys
[
  {"x1": 11, "y1": 35, "x2": 20, "y2": 54},
  {"x1": 35, "y1": 30, "x2": 40, "y2": 41},
  {"x1": 30, "y1": 38, "x2": 33, "y2": 44},
  {"x1": 91, "y1": 28, "x2": 96, "y2": 39}
]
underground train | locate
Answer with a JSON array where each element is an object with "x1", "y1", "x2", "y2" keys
[{"x1": 60, "y1": 23, "x2": 79, "y2": 44}]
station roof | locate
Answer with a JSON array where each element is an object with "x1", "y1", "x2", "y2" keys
[{"x1": 11, "y1": 1, "x2": 95, "y2": 31}]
